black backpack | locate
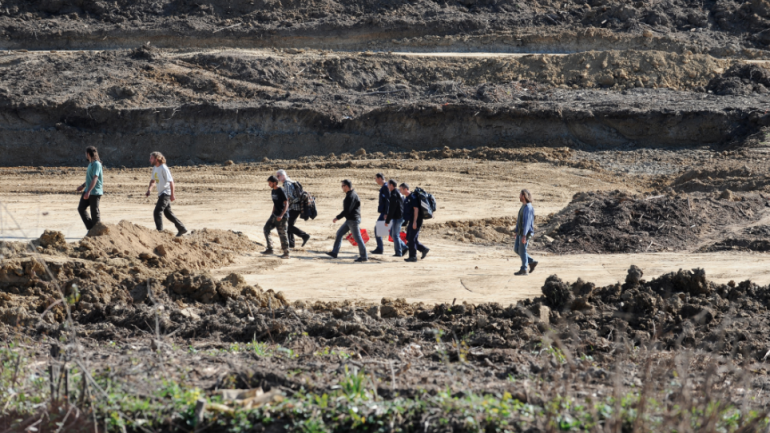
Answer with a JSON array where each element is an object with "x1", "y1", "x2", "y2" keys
[{"x1": 413, "y1": 187, "x2": 437, "y2": 220}]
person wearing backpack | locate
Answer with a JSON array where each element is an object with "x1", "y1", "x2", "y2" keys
[
  {"x1": 371, "y1": 173, "x2": 390, "y2": 255},
  {"x1": 400, "y1": 183, "x2": 430, "y2": 262},
  {"x1": 385, "y1": 179, "x2": 408, "y2": 257},
  {"x1": 277, "y1": 169, "x2": 310, "y2": 249},
  {"x1": 514, "y1": 189, "x2": 538, "y2": 276},
  {"x1": 326, "y1": 179, "x2": 368, "y2": 262}
]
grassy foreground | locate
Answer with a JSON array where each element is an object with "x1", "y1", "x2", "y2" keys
[{"x1": 1, "y1": 338, "x2": 767, "y2": 433}]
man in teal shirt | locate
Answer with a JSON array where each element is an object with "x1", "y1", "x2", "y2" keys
[{"x1": 76, "y1": 146, "x2": 103, "y2": 230}]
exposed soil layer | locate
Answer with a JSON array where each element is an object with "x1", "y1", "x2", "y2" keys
[
  {"x1": 1, "y1": 48, "x2": 769, "y2": 166},
  {"x1": 1, "y1": 0, "x2": 770, "y2": 58}
]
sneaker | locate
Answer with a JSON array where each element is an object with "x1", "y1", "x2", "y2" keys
[
  {"x1": 288, "y1": 243, "x2": 295, "y2": 249},
  {"x1": 404, "y1": 257, "x2": 418, "y2": 262},
  {"x1": 354, "y1": 257, "x2": 368, "y2": 262},
  {"x1": 529, "y1": 261, "x2": 539, "y2": 273},
  {"x1": 370, "y1": 249, "x2": 384, "y2": 255},
  {"x1": 176, "y1": 228, "x2": 188, "y2": 237},
  {"x1": 392, "y1": 254, "x2": 403, "y2": 257},
  {"x1": 261, "y1": 249, "x2": 274, "y2": 255},
  {"x1": 514, "y1": 269, "x2": 529, "y2": 276},
  {"x1": 421, "y1": 248, "x2": 430, "y2": 260},
  {"x1": 325, "y1": 252, "x2": 337, "y2": 259},
  {"x1": 280, "y1": 253, "x2": 290, "y2": 259},
  {"x1": 301, "y1": 235, "x2": 310, "y2": 247}
]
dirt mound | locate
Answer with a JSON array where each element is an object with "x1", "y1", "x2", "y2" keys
[
  {"x1": 539, "y1": 190, "x2": 768, "y2": 253},
  {"x1": 700, "y1": 225, "x2": 770, "y2": 252},
  {"x1": 38, "y1": 230, "x2": 66, "y2": 249},
  {"x1": 707, "y1": 63, "x2": 770, "y2": 95},
  {"x1": 0, "y1": 221, "x2": 270, "y2": 329},
  {"x1": 0, "y1": 255, "x2": 287, "y2": 330},
  {"x1": 77, "y1": 220, "x2": 256, "y2": 270},
  {"x1": 21, "y1": 265, "x2": 770, "y2": 367}
]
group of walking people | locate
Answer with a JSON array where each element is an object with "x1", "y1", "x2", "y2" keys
[
  {"x1": 261, "y1": 172, "x2": 431, "y2": 263},
  {"x1": 76, "y1": 147, "x2": 538, "y2": 275}
]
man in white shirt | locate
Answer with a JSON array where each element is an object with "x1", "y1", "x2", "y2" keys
[{"x1": 145, "y1": 151, "x2": 188, "y2": 237}]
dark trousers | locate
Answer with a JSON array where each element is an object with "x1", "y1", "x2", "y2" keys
[
  {"x1": 406, "y1": 220, "x2": 427, "y2": 259},
  {"x1": 154, "y1": 194, "x2": 185, "y2": 232},
  {"x1": 77, "y1": 194, "x2": 101, "y2": 230},
  {"x1": 287, "y1": 212, "x2": 307, "y2": 247},
  {"x1": 264, "y1": 214, "x2": 290, "y2": 252}
]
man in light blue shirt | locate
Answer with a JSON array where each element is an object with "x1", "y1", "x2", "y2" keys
[
  {"x1": 76, "y1": 146, "x2": 103, "y2": 230},
  {"x1": 514, "y1": 189, "x2": 538, "y2": 276}
]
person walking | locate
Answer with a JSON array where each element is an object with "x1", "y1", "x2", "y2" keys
[
  {"x1": 385, "y1": 179, "x2": 408, "y2": 257},
  {"x1": 326, "y1": 179, "x2": 368, "y2": 262},
  {"x1": 514, "y1": 189, "x2": 538, "y2": 276},
  {"x1": 76, "y1": 146, "x2": 103, "y2": 231},
  {"x1": 400, "y1": 183, "x2": 429, "y2": 262},
  {"x1": 262, "y1": 175, "x2": 291, "y2": 259},
  {"x1": 371, "y1": 173, "x2": 389, "y2": 255},
  {"x1": 276, "y1": 169, "x2": 310, "y2": 249},
  {"x1": 145, "y1": 151, "x2": 188, "y2": 237}
]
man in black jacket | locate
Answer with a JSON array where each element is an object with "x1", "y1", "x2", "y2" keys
[
  {"x1": 326, "y1": 179, "x2": 368, "y2": 262},
  {"x1": 371, "y1": 173, "x2": 389, "y2": 255},
  {"x1": 400, "y1": 183, "x2": 430, "y2": 262},
  {"x1": 385, "y1": 179, "x2": 408, "y2": 257}
]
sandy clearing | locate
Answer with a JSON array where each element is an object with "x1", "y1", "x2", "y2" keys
[{"x1": 2, "y1": 159, "x2": 768, "y2": 305}]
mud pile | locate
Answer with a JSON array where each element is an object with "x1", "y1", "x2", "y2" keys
[
  {"x1": 30, "y1": 265, "x2": 770, "y2": 368},
  {"x1": 0, "y1": 222, "x2": 290, "y2": 330},
  {"x1": 708, "y1": 63, "x2": 770, "y2": 95},
  {"x1": 539, "y1": 190, "x2": 768, "y2": 253},
  {"x1": 700, "y1": 225, "x2": 770, "y2": 252}
]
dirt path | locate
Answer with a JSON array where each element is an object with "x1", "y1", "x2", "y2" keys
[{"x1": 212, "y1": 243, "x2": 770, "y2": 305}]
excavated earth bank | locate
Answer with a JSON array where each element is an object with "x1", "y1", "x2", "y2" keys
[
  {"x1": 0, "y1": 0, "x2": 769, "y2": 165},
  {"x1": 1, "y1": 0, "x2": 770, "y2": 57},
  {"x1": 1, "y1": 47, "x2": 769, "y2": 166}
]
